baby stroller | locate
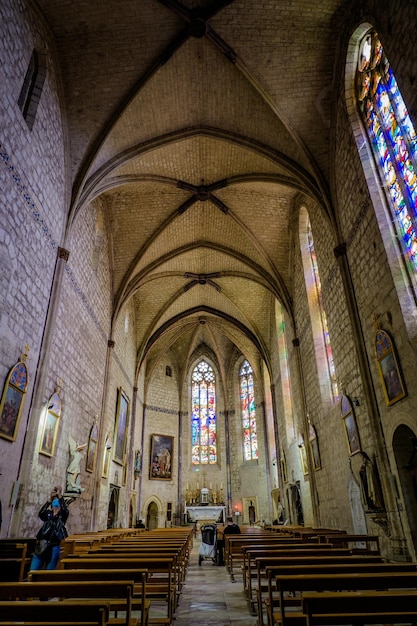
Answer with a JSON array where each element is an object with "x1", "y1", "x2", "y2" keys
[{"x1": 198, "y1": 523, "x2": 217, "y2": 565}]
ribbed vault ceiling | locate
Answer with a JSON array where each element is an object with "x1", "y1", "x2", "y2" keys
[{"x1": 35, "y1": 0, "x2": 347, "y2": 382}]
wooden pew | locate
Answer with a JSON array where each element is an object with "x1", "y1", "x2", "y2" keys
[
  {"x1": 60, "y1": 557, "x2": 176, "y2": 625},
  {"x1": 28, "y1": 568, "x2": 149, "y2": 626},
  {"x1": 0, "y1": 599, "x2": 110, "y2": 625},
  {"x1": 257, "y1": 555, "x2": 385, "y2": 626},
  {"x1": 272, "y1": 570, "x2": 417, "y2": 626},
  {"x1": 302, "y1": 590, "x2": 417, "y2": 626},
  {"x1": 0, "y1": 542, "x2": 31, "y2": 582},
  {"x1": 319, "y1": 534, "x2": 380, "y2": 554},
  {"x1": 0, "y1": 580, "x2": 138, "y2": 626}
]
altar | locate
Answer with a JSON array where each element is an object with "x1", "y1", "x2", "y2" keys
[{"x1": 185, "y1": 505, "x2": 225, "y2": 526}]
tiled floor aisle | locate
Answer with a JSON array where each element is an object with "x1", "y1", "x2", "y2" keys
[{"x1": 172, "y1": 536, "x2": 259, "y2": 626}]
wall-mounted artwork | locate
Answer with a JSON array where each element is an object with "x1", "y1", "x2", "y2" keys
[
  {"x1": 0, "y1": 350, "x2": 29, "y2": 442},
  {"x1": 102, "y1": 435, "x2": 112, "y2": 478},
  {"x1": 113, "y1": 387, "x2": 129, "y2": 464},
  {"x1": 39, "y1": 389, "x2": 61, "y2": 457},
  {"x1": 298, "y1": 434, "x2": 308, "y2": 475},
  {"x1": 341, "y1": 395, "x2": 361, "y2": 456},
  {"x1": 280, "y1": 450, "x2": 287, "y2": 483},
  {"x1": 150, "y1": 433, "x2": 173, "y2": 480},
  {"x1": 86, "y1": 422, "x2": 99, "y2": 473},
  {"x1": 375, "y1": 329, "x2": 406, "y2": 406},
  {"x1": 309, "y1": 423, "x2": 321, "y2": 470}
]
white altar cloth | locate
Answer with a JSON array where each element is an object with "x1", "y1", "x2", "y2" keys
[{"x1": 185, "y1": 505, "x2": 225, "y2": 523}]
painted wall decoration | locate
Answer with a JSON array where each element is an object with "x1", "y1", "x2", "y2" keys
[
  {"x1": 0, "y1": 347, "x2": 29, "y2": 442},
  {"x1": 113, "y1": 387, "x2": 129, "y2": 464},
  {"x1": 150, "y1": 433, "x2": 173, "y2": 480},
  {"x1": 341, "y1": 395, "x2": 361, "y2": 456},
  {"x1": 39, "y1": 387, "x2": 62, "y2": 457},
  {"x1": 375, "y1": 329, "x2": 406, "y2": 406},
  {"x1": 86, "y1": 421, "x2": 99, "y2": 473}
]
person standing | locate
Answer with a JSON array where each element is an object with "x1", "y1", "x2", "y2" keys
[{"x1": 30, "y1": 486, "x2": 69, "y2": 571}]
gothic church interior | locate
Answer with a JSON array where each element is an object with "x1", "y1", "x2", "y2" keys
[{"x1": 1, "y1": 0, "x2": 417, "y2": 562}]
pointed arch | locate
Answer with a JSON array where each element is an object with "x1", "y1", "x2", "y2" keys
[
  {"x1": 191, "y1": 360, "x2": 217, "y2": 465},
  {"x1": 299, "y1": 207, "x2": 339, "y2": 403},
  {"x1": 240, "y1": 359, "x2": 258, "y2": 461}
]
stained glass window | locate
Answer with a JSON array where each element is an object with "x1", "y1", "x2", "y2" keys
[
  {"x1": 307, "y1": 220, "x2": 339, "y2": 401},
  {"x1": 191, "y1": 360, "x2": 216, "y2": 465},
  {"x1": 240, "y1": 359, "x2": 258, "y2": 461},
  {"x1": 356, "y1": 30, "x2": 417, "y2": 294}
]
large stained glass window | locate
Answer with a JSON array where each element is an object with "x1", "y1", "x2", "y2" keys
[
  {"x1": 240, "y1": 359, "x2": 258, "y2": 461},
  {"x1": 307, "y1": 220, "x2": 339, "y2": 401},
  {"x1": 356, "y1": 30, "x2": 417, "y2": 294},
  {"x1": 191, "y1": 360, "x2": 217, "y2": 465}
]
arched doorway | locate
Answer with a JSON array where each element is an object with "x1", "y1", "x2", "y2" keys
[
  {"x1": 393, "y1": 424, "x2": 417, "y2": 554},
  {"x1": 107, "y1": 486, "x2": 119, "y2": 529},
  {"x1": 147, "y1": 501, "x2": 159, "y2": 530}
]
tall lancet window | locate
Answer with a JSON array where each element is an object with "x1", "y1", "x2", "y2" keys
[
  {"x1": 191, "y1": 360, "x2": 217, "y2": 465},
  {"x1": 356, "y1": 30, "x2": 417, "y2": 295},
  {"x1": 301, "y1": 211, "x2": 339, "y2": 403},
  {"x1": 240, "y1": 359, "x2": 258, "y2": 461}
]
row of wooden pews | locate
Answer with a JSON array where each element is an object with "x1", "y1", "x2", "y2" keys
[
  {"x1": 223, "y1": 525, "x2": 417, "y2": 626},
  {"x1": 0, "y1": 526, "x2": 194, "y2": 626}
]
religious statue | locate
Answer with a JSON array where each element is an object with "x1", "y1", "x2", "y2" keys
[{"x1": 66, "y1": 434, "x2": 87, "y2": 493}]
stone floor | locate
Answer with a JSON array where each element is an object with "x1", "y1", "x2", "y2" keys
[{"x1": 163, "y1": 536, "x2": 259, "y2": 626}]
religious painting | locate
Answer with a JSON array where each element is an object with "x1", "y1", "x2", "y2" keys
[
  {"x1": 150, "y1": 433, "x2": 173, "y2": 480},
  {"x1": 375, "y1": 329, "x2": 406, "y2": 406},
  {"x1": 341, "y1": 395, "x2": 361, "y2": 456},
  {"x1": 309, "y1": 423, "x2": 321, "y2": 470},
  {"x1": 102, "y1": 435, "x2": 112, "y2": 478},
  {"x1": 86, "y1": 422, "x2": 99, "y2": 473},
  {"x1": 39, "y1": 390, "x2": 61, "y2": 457},
  {"x1": 113, "y1": 387, "x2": 129, "y2": 464},
  {"x1": 0, "y1": 358, "x2": 28, "y2": 442},
  {"x1": 298, "y1": 434, "x2": 308, "y2": 475}
]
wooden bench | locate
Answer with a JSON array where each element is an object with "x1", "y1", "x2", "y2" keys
[
  {"x1": 272, "y1": 570, "x2": 417, "y2": 626},
  {"x1": 318, "y1": 534, "x2": 380, "y2": 554},
  {"x1": 60, "y1": 557, "x2": 176, "y2": 625},
  {"x1": 0, "y1": 542, "x2": 31, "y2": 582},
  {"x1": 28, "y1": 568, "x2": 149, "y2": 626},
  {"x1": 0, "y1": 599, "x2": 110, "y2": 625},
  {"x1": 0, "y1": 580, "x2": 141, "y2": 626},
  {"x1": 257, "y1": 555, "x2": 386, "y2": 626},
  {"x1": 302, "y1": 589, "x2": 417, "y2": 626}
]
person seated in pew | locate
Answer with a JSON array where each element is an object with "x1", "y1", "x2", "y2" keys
[{"x1": 217, "y1": 516, "x2": 241, "y2": 566}]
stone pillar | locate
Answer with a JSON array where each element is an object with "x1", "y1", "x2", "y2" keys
[
  {"x1": 90, "y1": 339, "x2": 115, "y2": 531},
  {"x1": 10, "y1": 247, "x2": 70, "y2": 535},
  {"x1": 333, "y1": 242, "x2": 405, "y2": 548}
]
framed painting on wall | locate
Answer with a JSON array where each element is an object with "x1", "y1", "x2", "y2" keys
[
  {"x1": 102, "y1": 435, "x2": 112, "y2": 478},
  {"x1": 309, "y1": 423, "x2": 321, "y2": 470},
  {"x1": 341, "y1": 395, "x2": 361, "y2": 456},
  {"x1": 113, "y1": 387, "x2": 129, "y2": 465},
  {"x1": 39, "y1": 390, "x2": 61, "y2": 457},
  {"x1": 0, "y1": 355, "x2": 28, "y2": 442},
  {"x1": 375, "y1": 329, "x2": 406, "y2": 406},
  {"x1": 150, "y1": 433, "x2": 173, "y2": 480},
  {"x1": 86, "y1": 422, "x2": 99, "y2": 473},
  {"x1": 298, "y1": 434, "x2": 308, "y2": 475}
]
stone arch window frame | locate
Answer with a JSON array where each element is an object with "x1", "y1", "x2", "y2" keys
[
  {"x1": 239, "y1": 358, "x2": 258, "y2": 462},
  {"x1": 345, "y1": 23, "x2": 417, "y2": 337},
  {"x1": 299, "y1": 206, "x2": 339, "y2": 404},
  {"x1": 18, "y1": 49, "x2": 47, "y2": 131},
  {"x1": 191, "y1": 358, "x2": 217, "y2": 465}
]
